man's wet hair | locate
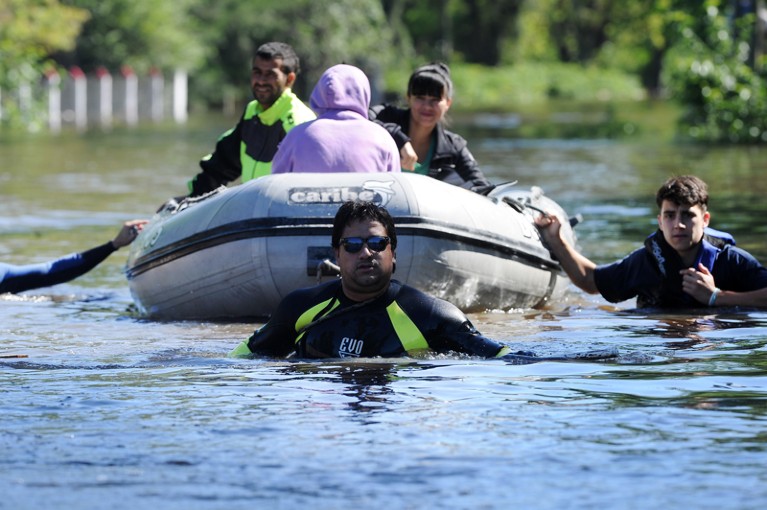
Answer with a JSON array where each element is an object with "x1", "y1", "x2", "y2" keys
[
  {"x1": 656, "y1": 175, "x2": 709, "y2": 210},
  {"x1": 332, "y1": 201, "x2": 397, "y2": 250},
  {"x1": 255, "y1": 42, "x2": 301, "y2": 75}
]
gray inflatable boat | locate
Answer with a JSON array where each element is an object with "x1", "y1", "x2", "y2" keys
[{"x1": 126, "y1": 172, "x2": 577, "y2": 320}]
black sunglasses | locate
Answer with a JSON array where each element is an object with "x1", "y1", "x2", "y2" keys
[{"x1": 339, "y1": 236, "x2": 391, "y2": 253}]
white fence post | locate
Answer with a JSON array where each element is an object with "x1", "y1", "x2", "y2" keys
[
  {"x1": 18, "y1": 81, "x2": 32, "y2": 124},
  {"x1": 149, "y1": 67, "x2": 164, "y2": 122},
  {"x1": 6, "y1": 66, "x2": 189, "y2": 131},
  {"x1": 96, "y1": 66, "x2": 113, "y2": 128},
  {"x1": 172, "y1": 69, "x2": 188, "y2": 123},
  {"x1": 46, "y1": 69, "x2": 62, "y2": 133},
  {"x1": 70, "y1": 66, "x2": 87, "y2": 132},
  {"x1": 121, "y1": 66, "x2": 139, "y2": 127}
]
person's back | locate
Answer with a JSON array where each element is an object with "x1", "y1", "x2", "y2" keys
[{"x1": 271, "y1": 64, "x2": 400, "y2": 173}]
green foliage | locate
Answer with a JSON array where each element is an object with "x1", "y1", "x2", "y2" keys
[
  {"x1": 55, "y1": 0, "x2": 208, "y2": 74},
  {"x1": 190, "y1": 0, "x2": 399, "y2": 106},
  {"x1": 446, "y1": 61, "x2": 644, "y2": 112},
  {"x1": 664, "y1": 2, "x2": 767, "y2": 143},
  {"x1": 384, "y1": 0, "x2": 521, "y2": 65},
  {"x1": 507, "y1": 1, "x2": 559, "y2": 63},
  {"x1": 2, "y1": 0, "x2": 765, "y2": 145},
  {"x1": 0, "y1": 0, "x2": 89, "y2": 126},
  {"x1": 278, "y1": 0, "x2": 398, "y2": 94}
]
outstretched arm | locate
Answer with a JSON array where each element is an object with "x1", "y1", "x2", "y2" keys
[
  {"x1": 535, "y1": 213, "x2": 599, "y2": 294},
  {"x1": 0, "y1": 220, "x2": 148, "y2": 294}
]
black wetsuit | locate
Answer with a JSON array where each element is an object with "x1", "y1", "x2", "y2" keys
[
  {"x1": 0, "y1": 242, "x2": 117, "y2": 294},
  {"x1": 231, "y1": 279, "x2": 509, "y2": 359}
]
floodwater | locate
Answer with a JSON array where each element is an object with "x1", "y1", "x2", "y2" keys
[{"x1": 2, "y1": 109, "x2": 767, "y2": 510}]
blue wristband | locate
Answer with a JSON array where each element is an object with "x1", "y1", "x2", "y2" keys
[{"x1": 708, "y1": 288, "x2": 720, "y2": 307}]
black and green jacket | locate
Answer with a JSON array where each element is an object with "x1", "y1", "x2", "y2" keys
[
  {"x1": 230, "y1": 279, "x2": 510, "y2": 359},
  {"x1": 189, "y1": 89, "x2": 315, "y2": 196}
]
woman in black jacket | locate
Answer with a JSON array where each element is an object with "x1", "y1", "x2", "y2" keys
[{"x1": 369, "y1": 62, "x2": 492, "y2": 193}]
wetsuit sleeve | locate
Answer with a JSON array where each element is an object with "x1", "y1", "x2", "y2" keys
[
  {"x1": 0, "y1": 242, "x2": 116, "y2": 294},
  {"x1": 399, "y1": 286, "x2": 506, "y2": 357},
  {"x1": 369, "y1": 104, "x2": 411, "y2": 149},
  {"x1": 229, "y1": 290, "x2": 307, "y2": 358},
  {"x1": 429, "y1": 300, "x2": 507, "y2": 357},
  {"x1": 188, "y1": 118, "x2": 246, "y2": 197}
]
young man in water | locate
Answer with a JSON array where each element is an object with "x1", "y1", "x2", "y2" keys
[
  {"x1": 535, "y1": 175, "x2": 767, "y2": 308},
  {"x1": 183, "y1": 42, "x2": 316, "y2": 197},
  {"x1": 230, "y1": 201, "x2": 524, "y2": 359}
]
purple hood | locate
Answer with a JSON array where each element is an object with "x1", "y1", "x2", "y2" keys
[{"x1": 309, "y1": 64, "x2": 370, "y2": 118}]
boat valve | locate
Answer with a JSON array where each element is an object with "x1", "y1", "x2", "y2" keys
[{"x1": 568, "y1": 214, "x2": 583, "y2": 227}]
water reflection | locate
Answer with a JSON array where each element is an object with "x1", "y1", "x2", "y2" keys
[
  {"x1": 613, "y1": 310, "x2": 767, "y2": 349},
  {"x1": 276, "y1": 360, "x2": 437, "y2": 417}
]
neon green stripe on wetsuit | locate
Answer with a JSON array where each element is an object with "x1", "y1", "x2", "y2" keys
[
  {"x1": 386, "y1": 300, "x2": 429, "y2": 355},
  {"x1": 293, "y1": 297, "x2": 341, "y2": 346}
]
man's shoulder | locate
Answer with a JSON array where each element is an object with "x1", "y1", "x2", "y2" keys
[
  {"x1": 390, "y1": 279, "x2": 428, "y2": 299},
  {"x1": 716, "y1": 243, "x2": 764, "y2": 267},
  {"x1": 390, "y1": 280, "x2": 463, "y2": 315},
  {"x1": 279, "y1": 280, "x2": 341, "y2": 311},
  {"x1": 280, "y1": 90, "x2": 315, "y2": 119}
]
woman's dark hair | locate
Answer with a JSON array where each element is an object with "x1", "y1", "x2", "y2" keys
[
  {"x1": 655, "y1": 175, "x2": 709, "y2": 210},
  {"x1": 331, "y1": 201, "x2": 397, "y2": 250},
  {"x1": 407, "y1": 62, "x2": 453, "y2": 99}
]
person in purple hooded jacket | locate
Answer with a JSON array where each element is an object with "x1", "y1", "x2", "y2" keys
[{"x1": 271, "y1": 64, "x2": 400, "y2": 173}]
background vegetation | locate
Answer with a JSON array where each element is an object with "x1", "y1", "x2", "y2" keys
[{"x1": 2, "y1": 0, "x2": 766, "y2": 142}]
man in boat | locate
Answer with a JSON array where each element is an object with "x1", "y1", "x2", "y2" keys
[
  {"x1": 535, "y1": 175, "x2": 767, "y2": 308},
  {"x1": 184, "y1": 42, "x2": 316, "y2": 198},
  {"x1": 230, "y1": 201, "x2": 527, "y2": 360},
  {"x1": 271, "y1": 64, "x2": 400, "y2": 173},
  {"x1": 1, "y1": 220, "x2": 147, "y2": 294}
]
